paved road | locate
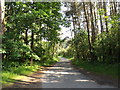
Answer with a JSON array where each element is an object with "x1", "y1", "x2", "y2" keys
[{"x1": 41, "y1": 57, "x2": 116, "y2": 88}]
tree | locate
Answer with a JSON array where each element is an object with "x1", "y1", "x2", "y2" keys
[
  {"x1": 103, "y1": 2, "x2": 108, "y2": 32},
  {"x1": 0, "y1": 0, "x2": 5, "y2": 34},
  {"x1": 3, "y1": 2, "x2": 63, "y2": 65},
  {"x1": 62, "y1": 1, "x2": 119, "y2": 63},
  {"x1": 83, "y1": 2, "x2": 93, "y2": 61}
]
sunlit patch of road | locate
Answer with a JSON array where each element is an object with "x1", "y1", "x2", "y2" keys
[{"x1": 41, "y1": 57, "x2": 116, "y2": 88}]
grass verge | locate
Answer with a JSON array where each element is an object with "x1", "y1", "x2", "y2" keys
[
  {"x1": 1, "y1": 57, "x2": 59, "y2": 87},
  {"x1": 72, "y1": 59, "x2": 119, "y2": 79}
]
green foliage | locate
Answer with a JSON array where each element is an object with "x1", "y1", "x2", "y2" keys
[
  {"x1": 67, "y1": 26, "x2": 119, "y2": 63},
  {"x1": 2, "y1": 35, "x2": 40, "y2": 61},
  {"x1": 58, "y1": 47, "x2": 74, "y2": 58},
  {"x1": 72, "y1": 59, "x2": 118, "y2": 78},
  {"x1": 3, "y1": 2, "x2": 63, "y2": 62},
  {"x1": 2, "y1": 57, "x2": 59, "y2": 85},
  {"x1": 2, "y1": 2, "x2": 63, "y2": 86},
  {"x1": 94, "y1": 29, "x2": 119, "y2": 63},
  {"x1": 2, "y1": 63, "x2": 40, "y2": 85},
  {"x1": 64, "y1": 10, "x2": 119, "y2": 63},
  {"x1": 60, "y1": 29, "x2": 90, "y2": 60}
]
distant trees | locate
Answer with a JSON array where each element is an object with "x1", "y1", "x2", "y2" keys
[{"x1": 63, "y1": 1, "x2": 119, "y2": 63}]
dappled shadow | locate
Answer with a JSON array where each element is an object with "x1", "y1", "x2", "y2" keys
[
  {"x1": 3, "y1": 57, "x2": 116, "y2": 88},
  {"x1": 41, "y1": 57, "x2": 116, "y2": 88},
  {"x1": 17, "y1": 71, "x2": 43, "y2": 80},
  {"x1": 3, "y1": 71, "x2": 43, "y2": 88}
]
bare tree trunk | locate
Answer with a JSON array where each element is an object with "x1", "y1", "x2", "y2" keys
[
  {"x1": 30, "y1": 30, "x2": 34, "y2": 65},
  {"x1": 90, "y1": 2, "x2": 95, "y2": 43},
  {"x1": 94, "y1": 2, "x2": 99, "y2": 35},
  {"x1": 31, "y1": 30, "x2": 34, "y2": 50},
  {"x1": 113, "y1": 2, "x2": 117, "y2": 15},
  {"x1": 0, "y1": 0, "x2": 5, "y2": 62},
  {"x1": 72, "y1": 15, "x2": 79, "y2": 59},
  {"x1": 99, "y1": 2, "x2": 103, "y2": 33},
  {"x1": 0, "y1": 0, "x2": 5, "y2": 34},
  {"x1": 25, "y1": 29, "x2": 28, "y2": 45},
  {"x1": 103, "y1": 2, "x2": 108, "y2": 33},
  {"x1": 71, "y1": 2, "x2": 80, "y2": 59},
  {"x1": 83, "y1": 2, "x2": 92, "y2": 61}
]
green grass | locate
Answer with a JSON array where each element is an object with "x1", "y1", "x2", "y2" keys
[
  {"x1": 1, "y1": 64, "x2": 40, "y2": 86},
  {"x1": 1, "y1": 57, "x2": 60, "y2": 86},
  {"x1": 72, "y1": 60, "x2": 119, "y2": 79}
]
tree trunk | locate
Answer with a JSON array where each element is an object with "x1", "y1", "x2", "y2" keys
[
  {"x1": 71, "y1": 3, "x2": 80, "y2": 59},
  {"x1": 94, "y1": 2, "x2": 99, "y2": 35},
  {"x1": 25, "y1": 29, "x2": 28, "y2": 45},
  {"x1": 83, "y1": 2, "x2": 92, "y2": 61},
  {"x1": 0, "y1": 0, "x2": 5, "y2": 62},
  {"x1": 31, "y1": 30, "x2": 34, "y2": 50},
  {"x1": 30, "y1": 30, "x2": 34, "y2": 65},
  {"x1": 0, "y1": 0, "x2": 5, "y2": 34},
  {"x1": 113, "y1": 2, "x2": 117, "y2": 15},
  {"x1": 99, "y1": 2, "x2": 104, "y2": 33},
  {"x1": 90, "y1": 2, "x2": 95, "y2": 43},
  {"x1": 103, "y1": 2, "x2": 108, "y2": 33}
]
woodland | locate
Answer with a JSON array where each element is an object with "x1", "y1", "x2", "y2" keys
[{"x1": 0, "y1": 1, "x2": 119, "y2": 86}]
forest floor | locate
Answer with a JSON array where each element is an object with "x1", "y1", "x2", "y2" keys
[{"x1": 3, "y1": 57, "x2": 117, "y2": 88}]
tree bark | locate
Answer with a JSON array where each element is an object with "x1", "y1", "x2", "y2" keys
[
  {"x1": 99, "y1": 2, "x2": 104, "y2": 33},
  {"x1": 94, "y1": 2, "x2": 99, "y2": 35},
  {"x1": 83, "y1": 2, "x2": 92, "y2": 60},
  {"x1": 31, "y1": 30, "x2": 34, "y2": 50},
  {"x1": 30, "y1": 29, "x2": 34, "y2": 65},
  {"x1": 113, "y1": 2, "x2": 117, "y2": 15},
  {"x1": 103, "y1": 2, "x2": 108, "y2": 33},
  {"x1": 0, "y1": 0, "x2": 5, "y2": 34},
  {"x1": 71, "y1": 2, "x2": 80, "y2": 59},
  {"x1": 89, "y1": 2, "x2": 95, "y2": 43},
  {"x1": 25, "y1": 29, "x2": 28, "y2": 45}
]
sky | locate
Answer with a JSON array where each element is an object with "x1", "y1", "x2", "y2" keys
[
  {"x1": 59, "y1": 26, "x2": 73, "y2": 39},
  {"x1": 59, "y1": 3, "x2": 73, "y2": 40}
]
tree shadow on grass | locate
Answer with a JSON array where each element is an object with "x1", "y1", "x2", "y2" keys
[
  {"x1": 2, "y1": 77, "x2": 42, "y2": 88},
  {"x1": 2, "y1": 69, "x2": 43, "y2": 88}
]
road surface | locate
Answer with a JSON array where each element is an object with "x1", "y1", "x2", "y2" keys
[{"x1": 41, "y1": 57, "x2": 116, "y2": 88}]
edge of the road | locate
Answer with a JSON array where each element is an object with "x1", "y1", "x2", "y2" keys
[
  {"x1": 70, "y1": 60, "x2": 119, "y2": 88},
  {"x1": 2, "y1": 57, "x2": 119, "y2": 89}
]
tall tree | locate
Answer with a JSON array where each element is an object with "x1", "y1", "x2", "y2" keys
[
  {"x1": 0, "y1": 0, "x2": 5, "y2": 34},
  {"x1": 89, "y1": 2, "x2": 96, "y2": 43},
  {"x1": 98, "y1": 2, "x2": 104, "y2": 33},
  {"x1": 83, "y1": 2, "x2": 93, "y2": 60},
  {"x1": 103, "y1": 2, "x2": 108, "y2": 32}
]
